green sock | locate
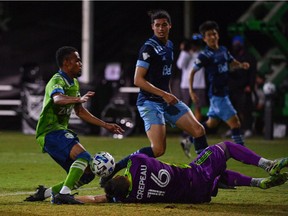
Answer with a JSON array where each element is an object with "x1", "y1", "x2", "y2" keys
[
  {"x1": 51, "y1": 182, "x2": 64, "y2": 194},
  {"x1": 61, "y1": 158, "x2": 88, "y2": 194}
]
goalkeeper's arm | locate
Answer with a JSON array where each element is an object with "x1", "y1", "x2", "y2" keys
[{"x1": 75, "y1": 194, "x2": 108, "y2": 203}]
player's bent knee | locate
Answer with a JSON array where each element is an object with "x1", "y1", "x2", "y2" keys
[
  {"x1": 153, "y1": 149, "x2": 165, "y2": 158},
  {"x1": 227, "y1": 116, "x2": 241, "y2": 128},
  {"x1": 193, "y1": 124, "x2": 206, "y2": 136}
]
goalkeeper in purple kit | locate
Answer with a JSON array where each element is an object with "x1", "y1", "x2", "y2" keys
[{"x1": 76, "y1": 141, "x2": 288, "y2": 204}]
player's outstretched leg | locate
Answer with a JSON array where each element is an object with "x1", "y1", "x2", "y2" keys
[
  {"x1": 222, "y1": 141, "x2": 288, "y2": 175},
  {"x1": 24, "y1": 185, "x2": 51, "y2": 202},
  {"x1": 222, "y1": 169, "x2": 288, "y2": 189},
  {"x1": 267, "y1": 158, "x2": 288, "y2": 176},
  {"x1": 258, "y1": 172, "x2": 288, "y2": 189}
]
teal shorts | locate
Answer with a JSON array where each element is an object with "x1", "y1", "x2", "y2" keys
[
  {"x1": 207, "y1": 96, "x2": 237, "y2": 121},
  {"x1": 137, "y1": 100, "x2": 190, "y2": 131}
]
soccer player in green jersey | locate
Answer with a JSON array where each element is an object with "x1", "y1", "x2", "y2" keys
[{"x1": 24, "y1": 46, "x2": 124, "y2": 204}]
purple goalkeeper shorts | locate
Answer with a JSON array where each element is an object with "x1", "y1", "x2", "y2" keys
[
  {"x1": 192, "y1": 144, "x2": 227, "y2": 178},
  {"x1": 189, "y1": 144, "x2": 227, "y2": 200}
]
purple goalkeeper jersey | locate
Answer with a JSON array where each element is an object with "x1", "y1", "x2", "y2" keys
[{"x1": 120, "y1": 145, "x2": 227, "y2": 203}]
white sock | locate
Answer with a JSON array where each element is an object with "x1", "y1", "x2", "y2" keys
[
  {"x1": 44, "y1": 187, "x2": 52, "y2": 198},
  {"x1": 258, "y1": 158, "x2": 273, "y2": 171},
  {"x1": 250, "y1": 178, "x2": 264, "y2": 187},
  {"x1": 59, "y1": 186, "x2": 71, "y2": 195}
]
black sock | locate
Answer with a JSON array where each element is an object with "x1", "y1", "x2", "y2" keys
[
  {"x1": 193, "y1": 135, "x2": 208, "y2": 154},
  {"x1": 116, "y1": 147, "x2": 154, "y2": 172}
]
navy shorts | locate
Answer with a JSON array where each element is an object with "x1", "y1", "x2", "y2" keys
[{"x1": 44, "y1": 130, "x2": 79, "y2": 169}]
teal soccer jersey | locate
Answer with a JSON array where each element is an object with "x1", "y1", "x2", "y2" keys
[{"x1": 36, "y1": 71, "x2": 80, "y2": 150}]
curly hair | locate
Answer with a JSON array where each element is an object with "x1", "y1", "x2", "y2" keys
[{"x1": 55, "y1": 46, "x2": 78, "y2": 68}]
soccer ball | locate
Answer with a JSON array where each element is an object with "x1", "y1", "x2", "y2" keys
[
  {"x1": 263, "y1": 82, "x2": 276, "y2": 95},
  {"x1": 90, "y1": 151, "x2": 115, "y2": 177}
]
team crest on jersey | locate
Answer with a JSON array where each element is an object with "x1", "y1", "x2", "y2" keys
[
  {"x1": 142, "y1": 52, "x2": 150, "y2": 60},
  {"x1": 195, "y1": 58, "x2": 201, "y2": 64},
  {"x1": 65, "y1": 132, "x2": 74, "y2": 139},
  {"x1": 52, "y1": 84, "x2": 62, "y2": 89}
]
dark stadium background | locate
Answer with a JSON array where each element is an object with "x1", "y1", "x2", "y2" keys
[
  {"x1": 0, "y1": 1, "x2": 252, "y2": 79},
  {"x1": 0, "y1": 1, "x2": 253, "y2": 132}
]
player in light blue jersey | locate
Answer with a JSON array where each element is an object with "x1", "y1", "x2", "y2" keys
[
  {"x1": 75, "y1": 141, "x2": 288, "y2": 204},
  {"x1": 182, "y1": 21, "x2": 250, "y2": 149},
  {"x1": 25, "y1": 46, "x2": 124, "y2": 204},
  {"x1": 99, "y1": 10, "x2": 208, "y2": 188}
]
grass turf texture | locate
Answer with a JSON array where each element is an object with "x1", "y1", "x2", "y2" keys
[{"x1": 0, "y1": 131, "x2": 287, "y2": 216}]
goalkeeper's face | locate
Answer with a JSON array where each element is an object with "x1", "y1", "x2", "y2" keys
[{"x1": 66, "y1": 51, "x2": 83, "y2": 78}]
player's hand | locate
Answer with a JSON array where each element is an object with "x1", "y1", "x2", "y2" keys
[
  {"x1": 241, "y1": 62, "x2": 250, "y2": 70},
  {"x1": 244, "y1": 86, "x2": 251, "y2": 93},
  {"x1": 79, "y1": 91, "x2": 95, "y2": 103},
  {"x1": 104, "y1": 123, "x2": 125, "y2": 134},
  {"x1": 162, "y1": 92, "x2": 178, "y2": 105}
]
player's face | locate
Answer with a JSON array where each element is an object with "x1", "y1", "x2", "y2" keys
[
  {"x1": 152, "y1": 18, "x2": 171, "y2": 42},
  {"x1": 66, "y1": 51, "x2": 82, "y2": 78},
  {"x1": 203, "y1": 29, "x2": 219, "y2": 49}
]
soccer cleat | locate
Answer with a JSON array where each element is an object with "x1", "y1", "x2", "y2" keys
[
  {"x1": 50, "y1": 192, "x2": 56, "y2": 204},
  {"x1": 180, "y1": 137, "x2": 192, "y2": 158},
  {"x1": 24, "y1": 185, "x2": 47, "y2": 202},
  {"x1": 53, "y1": 193, "x2": 83, "y2": 205},
  {"x1": 222, "y1": 129, "x2": 232, "y2": 138},
  {"x1": 259, "y1": 172, "x2": 288, "y2": 189},
  {"x1": 244, "y1": 130, "x2": 253, "y2": 138},
  {"x1": 267, "y1": 158, "x2": 288, "y2": 176}
]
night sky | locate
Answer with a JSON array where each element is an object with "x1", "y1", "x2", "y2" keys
[{"x1": 0, "y1": 1, "x2": 253, "y2": 81}]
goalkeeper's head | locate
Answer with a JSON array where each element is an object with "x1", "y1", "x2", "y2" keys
[{"x1": 104, "y1": 175, "x2": 130, "y2": 201}]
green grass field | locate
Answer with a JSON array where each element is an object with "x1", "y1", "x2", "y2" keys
[{"x1": 0, "y1": 131, "x2": 287, "y2": 216}]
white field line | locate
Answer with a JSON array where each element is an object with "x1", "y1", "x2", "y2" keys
[{"x1": 0, "y1": 187, "x2": 99, "y2": 197}]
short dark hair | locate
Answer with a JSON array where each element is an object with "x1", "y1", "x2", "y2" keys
[
  {"x1": 148, "y1": 9, "x2": 171, "y2": 24},
  {"x1": 55, "y1": 46, "x2": 78, "y2": 68},
  {"x1": 104, "y1": 176, "x2": 130, "y2": 200},
  {"x1": 199, "y1": 21, "x2": 219, "y2": 36}
]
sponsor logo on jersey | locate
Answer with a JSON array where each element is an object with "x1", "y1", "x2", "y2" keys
[
  {"x1": 65, "y1": 132, "x2": 74, "y2": 139},
  {"x1": 52, "y1": 84, "x2": 63, "y2": 90},
  {"x1": 195, "y1": 58, "x2": 201, "y2": 64},
  {"x1": 142, "y1": 52, "x2": 150, "y2": 60}
]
